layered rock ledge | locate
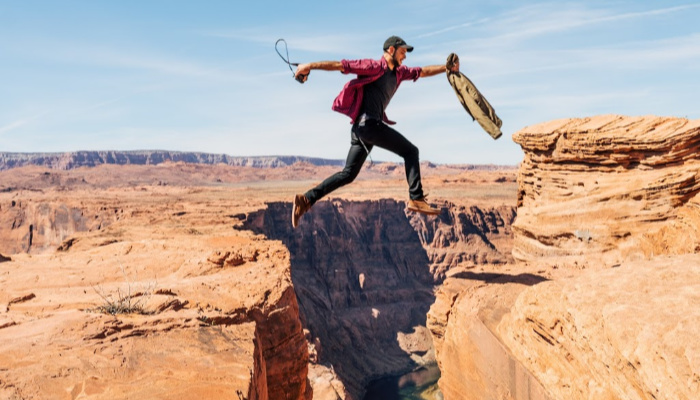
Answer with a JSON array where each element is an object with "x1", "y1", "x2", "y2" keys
[
  {"x1": 244, "y1": 198, "x2": 515, "y2": 399},
  {"x1": 499, "y1": 255, "x2": 700, "y2": 399},
  {"x1": 429, "y1": 115, "x2": 700, "y2": 400},
  {"x1": 512, "y1": 114, "x2": 700, "y2": 265},
  {"x1": 0, "y1": 164, "x2": 518, "y2": 400},
  {"x1": 0, "y1": 185, "x2": 309, "y2": 399}
]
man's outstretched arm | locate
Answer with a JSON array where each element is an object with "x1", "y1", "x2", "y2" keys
[
  {"x1": 420, "y1": 63, "x2": 459, "y2": 78},
  {"x1": 295, "y1": 61, "x2": 344, "y2": 82}
]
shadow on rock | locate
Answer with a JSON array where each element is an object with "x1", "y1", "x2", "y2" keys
[
  {"x1": 244, "y1": 199, "x2": 436, "y2": 399},
  {"x1": 450, "y1": 271, "x2": 549, "y2": 286}
]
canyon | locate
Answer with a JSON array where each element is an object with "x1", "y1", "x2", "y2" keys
[
  {"x1": 1, "y1": 114, "x2": 699, "y2": 400},
  {"x1": 0, "y1": 160, "x2": 516, "y2": 399}
]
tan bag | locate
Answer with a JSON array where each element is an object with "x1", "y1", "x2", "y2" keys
[{"x1": 446, "y1": 53, "x2": 502, "y2": 140}]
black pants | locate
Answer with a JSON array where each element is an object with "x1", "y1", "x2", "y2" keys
[{"x1": 304, "y1": 117, "x2": 424, "y2": 205}]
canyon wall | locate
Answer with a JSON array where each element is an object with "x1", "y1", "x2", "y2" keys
[
  {"x1": 0, "y1": 151, "x2": 515, "y2": 172},
  {"x1": 0, "y1": 196, "x2": 120, "y2": 254},
  {"x1": 0, "y1": 185, "x2": 310, "y2": 399},
  {"x1": 512, "y1": 114, "x2": 700, "y2": 265},
  {"x1": 0, "y1": 164, "x2": 517, "y2": 400},
  {"x1": 498, "y1": 255, "x2": 700, "y2": 399},
  {"x1": 245, "y1": 199, "x2": 515, "y2": 399},
  {"x1": 430, "y1": 115, "x2": 700, "y2": 400},
  {"x1": 0, "y1": 151, "x2": 346, "y2": 170},
  {"x1": 505, "y1": 115, "x2": 700, "y2": 399}
]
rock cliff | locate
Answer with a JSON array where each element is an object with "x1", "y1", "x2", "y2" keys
[
  {"x1": 0, "y1": 184, "x2": 310, "y2": 399},
  {"x1": 0, "y1": 164, "x2": 518, "y2": 400},
  {"x1": 512, "y1": 114, "x2": 700, "y2": 265},
  {"x1": 244, "y1": 199, "x2": 515, "y2": 399},
  {"x1": 429, "y1": 115, "x2": 700, "y2": 400},
  {"x1": 498, "y1": 255, "x2": 700, "y2": 400},
  {"x1": 0, "y1": 194, "x2": 120, "y2": 254},
  {"x1": 0, "y1": 151, "x2": 516, "y2": 172},
  {"x1": 0, "y1": 151, "x2": 346, "y2": 170}
]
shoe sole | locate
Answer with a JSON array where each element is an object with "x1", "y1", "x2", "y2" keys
[
  {"x1": 292, "y1": 197, "x2": 300, "y2": 228},
  {"x1": 406, "y1": 206, "x2": 441, "y2": 215},
  {"x1": 292, "y1": 195, "x2": 308, "y2": 228}
]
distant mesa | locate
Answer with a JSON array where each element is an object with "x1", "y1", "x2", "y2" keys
[
  {"x1": 0, "y1": 151, "x2": 517, "y2": 171},
  {"x1": 0, "y1": 151, "x2": 347, "y2": 171}
]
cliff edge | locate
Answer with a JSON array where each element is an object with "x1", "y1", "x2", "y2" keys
[
  {"x1": 430, "y1": 115, "x2": 700, "y2": 400},
  {"x1": 512, "y1": 114, "x2": 700, "y2": 265},
  {"x1": 0, "y1": 185, "x2": 310, "y2": 400}
]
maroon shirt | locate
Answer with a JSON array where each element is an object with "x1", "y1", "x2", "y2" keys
[{"x1": 332, "y1": 56, "x2": 422, "y2": 125}]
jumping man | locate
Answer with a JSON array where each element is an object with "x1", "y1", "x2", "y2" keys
[{"x1": 292, "y1": 36, "x2": 458, "y2": 228}]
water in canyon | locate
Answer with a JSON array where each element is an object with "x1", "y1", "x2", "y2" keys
[{"x1": 363, "y1": 364, "x2": 443, "y2": 400}]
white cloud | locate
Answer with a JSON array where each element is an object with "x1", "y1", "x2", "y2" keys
[
  {"x1": 202, "y1": 28, "x2": 371, "y2": 56},
  {"x1": 430, "y1": 2, "x2": 700, "y2": 52},
  {"x1": 571, "y1": 33, "x2": 700, "y2": 68},
  {"x1": 0, "y1": 120, "x2": 29, "y2": 135},
  {"x1": 4, "y1": 35, "x2": 249, "y2": 82},
  {"x1": 416, "y1": 17, "x2": 492, "y2": 39},
  {"x1": 0, "y1": 112, "x2": 50, "y2": 135}
]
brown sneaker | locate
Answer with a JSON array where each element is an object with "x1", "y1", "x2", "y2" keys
[
  {"x1": 407, "y1": 197, "x2": 441, "y2": 215},
  {"x1": 292, "y1": 194, "x2": 311, "y2": 228}
]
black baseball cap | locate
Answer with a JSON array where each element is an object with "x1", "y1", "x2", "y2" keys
[{"x1": 383, "y1": 35, "x2": 414, "y2": 52}]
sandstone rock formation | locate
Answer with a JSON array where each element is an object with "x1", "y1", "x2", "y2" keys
[
  {"x1": 429, "y1": 115, "x2": 700, "y2": 400},
  {"x1": 512, "y1": 114, "x2": 700, "y2": 265},
  {"x1": 428, "y1": 269, "x2": 552, "y2": 400},
  {"x1": 499, "y1": 255, "x2": 700, "y2": 399},
  {"x1": 0, "y1": 151, "x2": 517, "y2": 172},
  {"x1": 0, "y1": 180, "x2": 309, "y2": 399},
  {"x1": 244, "y1": 198, "x2": 515, "y2": 399},
  {"x1": 0, "y1": 164, "x2": 517, "y2": 400}
]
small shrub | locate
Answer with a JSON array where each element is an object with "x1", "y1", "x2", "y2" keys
[{"x1": 91, "y1": 263, "x2": 156, "y2": 315}]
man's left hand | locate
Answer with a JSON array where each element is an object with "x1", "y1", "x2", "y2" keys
[{"x1": 446, "y1": 53, "x2": 460, "y2": 73}]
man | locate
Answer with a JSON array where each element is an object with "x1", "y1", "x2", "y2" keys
[{"x1": 292, "y1": 35, "x2": 457, "y2": 228}]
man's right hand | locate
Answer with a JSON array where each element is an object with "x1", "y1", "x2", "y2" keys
[{"x1": 295, "y1": 63, "x2": 311, "y2": 83}]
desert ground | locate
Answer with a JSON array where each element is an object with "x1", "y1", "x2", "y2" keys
[
  {"x1": 0, "y1": 160, "x2": 517, "y2": 399},
  {"x1": 1, "y1": 115, "x2": 699, "y2": 400}
]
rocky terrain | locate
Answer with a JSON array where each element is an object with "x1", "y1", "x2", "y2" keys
[
  {"x1": 0, "y1": 181, "x2": 310, "y2": 400},
  {"x1": 0, "y1": 161, "x2": 517, "y2": 399},
  {"x1": 243, "y1": 198, "x2": 514, "y2": 398},
  {"x1": 1, "y1": 114, "x2": 699, "y2": 400},
  {"x1": 512, "y1": 114, "x2": 700, "y2": 265},
  {"x1": 427, "y1": 115, "x2": 699, "y2": 400}
]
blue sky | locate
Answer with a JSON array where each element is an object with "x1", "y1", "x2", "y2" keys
[{"x1": 1, "y1": 1, "x2": 699, "y2": 165}]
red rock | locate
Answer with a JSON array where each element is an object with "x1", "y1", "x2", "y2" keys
[
  {"x1": 512, "y1": 114, "x2": 700, "y2": 265},
  {"x1": 429, "y1": 115, "x2": 700, "y2": 400}
]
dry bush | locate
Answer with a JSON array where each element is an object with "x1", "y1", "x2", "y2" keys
[{"x1": 91, "y1": 263, "x2": 156, "y2": 315}]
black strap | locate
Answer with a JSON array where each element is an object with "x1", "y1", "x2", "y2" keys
[{"x1": 275, "y1": 39, "x2": 307, "y2": 83}]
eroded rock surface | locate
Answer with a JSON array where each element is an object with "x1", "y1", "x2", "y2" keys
[
  {"x1": 0, "y1": 164, "x2": 518, "y2": 400},
  {"x1": 244, "y1": 198, "x2": 515, "y2": 399},
  {"x1": 0, "y1": 183, "x2": 309, "y2": 400},
  {"x1": 499, "y1": 255, "x2": 700, "y2": 400},
  {"x1": 512, "y1": 114, "x2": 700, "y2": 265},
  {"x1": 430, "y1": 115, "x2": 700, "y2": 400}
]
